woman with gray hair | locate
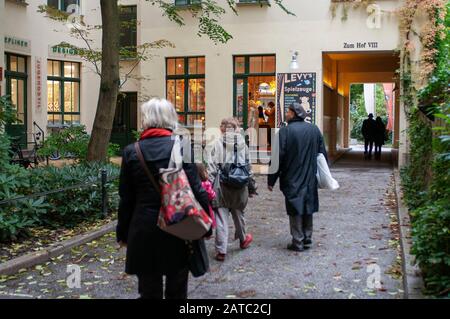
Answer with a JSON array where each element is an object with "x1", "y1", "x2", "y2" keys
[
  {"x1": 207, "y1": 117, "x2": 257, "y2": 262},
  {"x1": 116, "y1": 98, "x2": 209, "y2": 299}
]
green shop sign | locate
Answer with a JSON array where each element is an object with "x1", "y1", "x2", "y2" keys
[{"x1": 51, "y1": 46, "x2": 79, "y2": 56}]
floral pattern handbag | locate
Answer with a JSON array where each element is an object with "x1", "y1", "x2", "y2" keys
[{"x1": 135, "y1": 137, "x2": 212, "y2": 241}]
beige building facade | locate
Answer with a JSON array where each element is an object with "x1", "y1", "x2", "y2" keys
[
  {"x1": 1, "y1": 0, "x2": 412, "y2": 166},
  {"x1": 0, "y1": 0, "x2": 101, "y2": 146}
]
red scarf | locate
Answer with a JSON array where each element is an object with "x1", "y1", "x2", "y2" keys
[{"x1": 140, "y1": 128, "x2": 172, "y2": 140}]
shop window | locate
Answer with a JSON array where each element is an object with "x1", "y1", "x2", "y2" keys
[
  {"x1": 119, "y1": 5, "x2": 137, "y2": 55},
  {"x1": 166, "y1": 57, "x2": 205, "y2": 126},
  {"x1": 233, "y1": 55, "x2": 276, "y2": 132},
  {"x1": 47, "y1": 60, "x2": 81, "y2": 126},
  {"x1": 5, "y1": 53, "x2": 28, "y2": 132},
  {"x1": 249, "y1": 55, "x2": 275, "y2": 73},
  {"x1": 238, "y1": 0, "x2": 268, "y2": 3},
  {"x1": 234, "y1": 56, "x2": 245, "y2": 74},
  {"x1": 175, "y1": 0, "x2": 202, "y2": 6},
  {"x1": 47, "y1": 0, "x2": 80, "y2": 13},
  {"x1": 8, "y1": 55, "x2": 27, "y2": 73}
]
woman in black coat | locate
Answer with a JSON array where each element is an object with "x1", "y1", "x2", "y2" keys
[
  {"x1": 374, "y1": 116, "x2": 386, "y2": 160},
  {"x1": 116, "y1": 98, "x2": 209, "y2": 299}
]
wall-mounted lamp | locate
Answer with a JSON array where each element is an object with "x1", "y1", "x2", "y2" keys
[{"x1": 289, "y1": 51, "x2": 299, "y2": 70}]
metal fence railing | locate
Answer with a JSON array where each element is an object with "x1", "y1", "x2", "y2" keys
[{"x1": 0, "y1": 169, "x2": 119, "y2": 217}]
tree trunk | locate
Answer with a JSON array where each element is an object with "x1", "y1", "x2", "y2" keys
[{"x1": 86, "y1": 0, "x2": 120, "y2": 162}]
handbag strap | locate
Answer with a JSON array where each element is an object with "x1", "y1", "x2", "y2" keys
[{"x1": 134, "y1": 142, "x2": 161, "y2": 195}]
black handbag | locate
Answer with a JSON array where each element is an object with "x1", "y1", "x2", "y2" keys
[
  {"x1": 220, "y1": 143, "x2": 250, "y2": 189},
  {"x1": 186, "y1": 239, "x2": 209, "y2": 278}
]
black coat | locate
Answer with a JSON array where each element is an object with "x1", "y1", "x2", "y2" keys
[
  {"x1": 362, "y1": 118, "x2": 377, "y2": 140},
  {"x1": 116, "y1": 136, "x2": 209, "y2": 275},
  {"x1": 374, "y1": 121, "x2": 386, "y2": 145},
  {"x1": 268, "y1": 118, "x2": 328, "y2": 216}
]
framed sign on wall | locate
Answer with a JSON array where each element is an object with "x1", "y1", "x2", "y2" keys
[{"x1": 276, "y1": 72, "x2": 317, "y2": 126}]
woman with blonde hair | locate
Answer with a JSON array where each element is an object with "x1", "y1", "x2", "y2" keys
[{"x1": 207, "y1": 117, "x2": 257, "y2": 261}]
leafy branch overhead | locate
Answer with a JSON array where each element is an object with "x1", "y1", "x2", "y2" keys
[
  {"x1": 147, "y1": 0, "x2": 295, "y2": 44},
  {"x1": 37, "y1": 4, "x2": 174, "y2": 87}
]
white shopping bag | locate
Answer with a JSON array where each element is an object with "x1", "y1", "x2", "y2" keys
[{"x1": 316, "y1": 153, "x2": 339, "y2": 190}]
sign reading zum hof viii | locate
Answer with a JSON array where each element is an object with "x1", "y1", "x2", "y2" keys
[{"x1": 4, "y1": 36, "x2": 31, "y2": 54}]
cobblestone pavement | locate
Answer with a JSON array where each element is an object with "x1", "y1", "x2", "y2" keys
[{"x1": 0, "y1": 151, "x2": 403, "y2": 299}]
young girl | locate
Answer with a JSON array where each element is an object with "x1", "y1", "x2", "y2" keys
[{"x1": 196, "y1": 163, "x2": 217, "y2": 230}]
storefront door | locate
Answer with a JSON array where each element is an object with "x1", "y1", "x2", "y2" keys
[
  {"x1": 5, "y1": 53, "x2": 28, "y2": 146},
  {"x1": 233, "y1": 55, "x2": 276, "y2": 148},
  {"x1": 111, "y1": 92, "x2": 138, "y2": 151}
]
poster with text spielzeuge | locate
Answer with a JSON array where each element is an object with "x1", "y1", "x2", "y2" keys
[{"x1": 276, "y1": 73, "x2": 317, "y2": 126}]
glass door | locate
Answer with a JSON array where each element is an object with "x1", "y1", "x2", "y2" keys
[
  {"x1": 234, "y1": 78, "x2": 248, "y2": 128},
  {"x1": 111, "y1": 92, "x2": 138, "y2": 152},
  {"x1": 5, "y1": 53, "x2": 28, "y2": 146},
  {"x1": 233, "y1": 55, "x2": 276, "y2": 132}
]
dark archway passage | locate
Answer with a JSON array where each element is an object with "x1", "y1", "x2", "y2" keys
[{"x1": 322, "y1": 51, "x2": 400, "y2": 166}]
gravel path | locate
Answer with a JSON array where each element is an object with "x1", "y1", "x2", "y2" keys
[{"x1": 0, "y1": 151, "x2": 403, "y2": 299}]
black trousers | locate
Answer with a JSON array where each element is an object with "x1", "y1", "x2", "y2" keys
[
  {"x1": 137, "y1": 267, "x2": 189, "y2": 299},
  {"x1": 364, "y1": 139, "x2": 374, "y2": 157},
  {"x1": 374, "y1": 144, "x2": 382, "y2": 158},
  {"x1": 289, "y1": 214, "x2": 313, "y2": 248}
]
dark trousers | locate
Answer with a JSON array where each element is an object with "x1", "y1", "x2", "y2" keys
[
  {"x1": 137, "y1": 267, "x2": 189, "y2": 299},
  {"x1": 374, "y1": 144, "x2": 382, "y2": 159},
  {"x1": 364, "y1": 139, "x2": 374, "y2": 157},
  {"x1": 289, "y1": 214, "x2": 313, "y2": 248}
]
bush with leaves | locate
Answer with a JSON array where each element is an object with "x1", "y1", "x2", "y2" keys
[
  {"x1": 28, "y1": 163, "x2": 120, "y2": 228},
  {"x1": 0, "y1": 163, "x2": 119, "y2": 242},
  {"x1": 1, "y1": 96, "x2": 121, "y2": 242},
  {"x1": 38, "y1": 125, "x2": 120, "y2": 163}
]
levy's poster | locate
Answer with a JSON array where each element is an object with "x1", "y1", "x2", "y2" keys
[{"x1": 276, "y1": 73, "x2": 316, "y2": 126}]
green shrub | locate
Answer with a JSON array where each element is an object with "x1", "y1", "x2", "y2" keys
[
  {"x1": 38, "y1": 125, "x2": 90, "y2": 161},
  {"x1": 28, "y1": 163, "x2": 120, "y2": 227},
  {"x1": 0, "y1": 163, "x2": 120, "y2": 242},
  {"x1": 38, "y1": 125, "x2": 120, "y2": 163},
  {"x1": 410, "y1": 198, "x2": 450, "y2": 296},
  {"x1": 0, "y1": 96, "x2": 16, "y2": 165},
  {"x1": 0, "y1": 197, "x2": 50, "y2": 242},
  {"x1": 0, "y1": 96, "x2": 120, "y2": 243},
  {"x1": 0, "y1": 95, "x2": 17, "y2": 128}
]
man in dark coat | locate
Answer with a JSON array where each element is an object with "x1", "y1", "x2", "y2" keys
[
  {"x1": 268, "y1": 103, "x2": 328, "y2": 252},
  {"x1": 361, "y1": 113, "x2": 376, "y2": 159},
  {"x1": 374, "y1": 116, "x2": 386, "y2": 160}
]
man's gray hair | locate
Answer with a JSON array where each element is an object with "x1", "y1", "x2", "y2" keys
[{"x1": 141, "y1": 98, "x2": 179, "y2": 130}]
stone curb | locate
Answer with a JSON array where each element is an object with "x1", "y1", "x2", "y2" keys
[
  {"x1": 392, "y1": 170, "x2": 425, "y2": 299},
  {"x1": 0, "y1": 221, "x2": 117, "y2": 277}
]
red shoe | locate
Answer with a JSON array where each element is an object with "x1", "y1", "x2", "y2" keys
[
  {"x1": 215, "y1": 253, "x2": 226, "y2": 262},
  {"x1": 240, "y1": 234, "x2": 253, "y2": 249}
]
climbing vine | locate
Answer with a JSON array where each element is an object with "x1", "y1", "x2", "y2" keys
[
  {"x1": 318, "y1": 0, "x2": 449, "y2": 296},
  {"x1": 330, "y1": 0, "x2": 376, "y2": 21},
  {"x1": 399, "y1": 0, "x2": 449, "y2": 297}
]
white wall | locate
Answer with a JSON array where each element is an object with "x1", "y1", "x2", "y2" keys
[
  {"x1": 3, "y1": 0, "x2": 102, "y2": 135},
  {"x1": 136, "y1": 0, "x2": 402, "y2": 130}
]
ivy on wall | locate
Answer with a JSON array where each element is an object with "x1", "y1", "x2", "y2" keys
[
  {"x1": 398, "y1": 0, "x2": 449, "y2": 297},
  {"x1": 330, "y1": 0, "x2": 449, "y2": 296}
]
